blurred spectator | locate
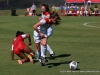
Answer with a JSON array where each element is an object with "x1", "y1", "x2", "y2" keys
[
  {"x1": 60, "y1": 5, "x2": 64, "y2": 13},
  {"x1": 88, "y1": 7, "x2": 94, "y2": 16},
  {"x1": 55, "y1": 5, "x2": 59, "y2": 13},
  {"x1": 74, "y1": 5, "x2": 79, "y2": 13},
  {"x1": 81, "y1": 5, "x2": 85, "y2": 16},
  {"x1": 64, "y1": 5, "x2": 69, "y2": 15},
  {"x1": 52, "y1": 5, "x2": 56, "y2": 13},
  {"x1": 31, "y1": 3, "x2": 36, "y2": 16},
  {"x1": 70, "y1": 4, "x2": 75, "y2": 13},
  {"x1": 94, "y1": 5, "x2": 99, "y2": 16},
  {"x1": 25, "y1": 7, "x2": 33, "y2": 16}
]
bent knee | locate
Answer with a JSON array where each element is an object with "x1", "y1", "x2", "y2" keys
[{"x1": 42, "y1": 43, "x2": 47, "y2": 46}]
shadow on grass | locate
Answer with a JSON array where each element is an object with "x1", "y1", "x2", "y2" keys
[
  {"x1": 55, "y1": 54, "x2": 71, "y2": 58},
  {"x1": 48, "y1": 54, "x2": 71, "y2": 60},
  {"x1": 75, "y1": 68, "x2": 80, "y2": 70},
  {"x1": 46, "y1": 54, "x2": 71, "y2": 68},
  {"x1": 47, "y1": 61, "x2": 72, "y2": 68}
]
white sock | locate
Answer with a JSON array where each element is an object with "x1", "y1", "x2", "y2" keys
[
  {"x1": 41, "y1": 45, "x2": 47, "y2": 58},
  {"x1": 38, "y1": 59, "x2": 41, "y2": 63},
  {"x1": 47, "y1": 44, "x2": 53, "y2": 54},
  {"x1": 36, "y1": 50, "x2": 41, "y2": 59}
]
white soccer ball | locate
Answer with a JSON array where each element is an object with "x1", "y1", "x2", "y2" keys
[{"x1": 69, "y1": 61, "x2": 78, "y2": 70}]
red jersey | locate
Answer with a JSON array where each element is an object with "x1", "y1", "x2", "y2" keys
[
  {"x1": 12, "y1": 34, "x2": 27, "y2": 54},
  {"x1": 45, "y1": 18, "x2": 50, "y2": 24},
  {"x1": 43, "y1": 12, "x2": 50, "y2": 16},
  {"x1": 42, "y1": 12, "x2": 50, "y2": 19},
  {"x1": 81, "y1": 6, "x2": 85, "y2": 12}
]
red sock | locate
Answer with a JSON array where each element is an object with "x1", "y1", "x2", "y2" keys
[
  {"x1": 30, "y1": 53, "x2": 34, "y2": 57},
  {"x1": 21, "y1": 59, "x2": 25, "y2": 63}
]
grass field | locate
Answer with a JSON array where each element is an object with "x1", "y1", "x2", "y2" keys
[{"x1": 0, "y1": 16, "x2": 100, "y2": 75}]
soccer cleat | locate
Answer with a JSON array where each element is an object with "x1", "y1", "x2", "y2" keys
[
  {"x1": 50, "y1": 54, "x2": 55, "y2": 59},
  {"x1": 44, "y1": 57, "x2": 48, "y2": 62},
  {"x1": 39, "y1": 59, "x2": 45, "y2": 66},
  {"x1": 40, "y1": 57, "x2": 46, "y2": 66},
  {"x1": 28, "y1": 55, "x2": 34, "y2": 64},
  {"x1": 40, "y1": 61, "x2": 45, "y2": 66},
  {"x1": 18, "y1": 60, "x2": 23, "y2": 65}
]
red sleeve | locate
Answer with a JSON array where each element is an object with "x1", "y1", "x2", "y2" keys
[
  {"x1": 45, "y1": 12, "x2": 50, "y2": 16},
  {"x1": 45, "y1": 18, "x2": 50, "y2": 24}
]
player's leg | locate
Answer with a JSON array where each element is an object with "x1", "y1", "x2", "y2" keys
[
  {"x1": 47, "y1": 27, "x2": 55, "y2": 59},
  {"x1": 33, "y1": 31, "x2": 41, "y2": 62},
  {"x1": 33, "y1": 31, "x2": 45, "y2": 66},
  {"x1": 14, "y1": 46, "x2": 30, "y2": 64},
  {"x1": 35, "y1": 42, "x2": 46, "y2": 66},
  {"x1": 46, "y1": 44, "x2": 54, "y2": 54},
  {"x1": 24, "y1": 45, "x2": 35, "y2": 57},
  {"x1": 17, "y1": 52, "x2": 29, "y2": 65},
  {"x1": 47, "y1": 44, "x2": 55, "y2": 59},
  {"x1": 35, "y1": 42, "x2": 41, "y2": 62},
  {"x1": 24, "y1": 46, "x2": 35, "y2": 63},
  {"x1": 41, "y1": 37, "x2": 48, "y2": 62}
]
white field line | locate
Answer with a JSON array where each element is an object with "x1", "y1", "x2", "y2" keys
[{"x1": 83, "y1": 22, "x2": 100, "y2": 28}]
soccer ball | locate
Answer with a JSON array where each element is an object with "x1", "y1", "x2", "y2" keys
[{"x1": 69, "y1": 61, "x2": 78, "y2": 70}]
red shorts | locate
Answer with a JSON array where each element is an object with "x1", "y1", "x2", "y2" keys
[{"x1": 14, "y1": 42, "x2": 26, "y2": 55}]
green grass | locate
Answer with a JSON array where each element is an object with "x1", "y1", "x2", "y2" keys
[{"x1": 0, "y1": 16, "x2": 100, "y2": 75}]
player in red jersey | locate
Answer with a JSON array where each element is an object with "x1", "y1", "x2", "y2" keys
[
  {"x1": 81, "y1": 5, "x2": 85, "y2": 16},
  {"x1": 11, "y1": 31, "x2": 35, "y2": 65}
]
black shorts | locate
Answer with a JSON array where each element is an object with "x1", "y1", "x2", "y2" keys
[{"x1": 33, "y1": 10, "x2": 36, "y2": 13}]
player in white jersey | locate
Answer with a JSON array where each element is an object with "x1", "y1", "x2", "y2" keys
[
  {"x1": 33, "y1": 12, "x2": 61, "y2": 66},
  {"x1": 40, "y1": 4, "x2": 54, "y2": 59}
]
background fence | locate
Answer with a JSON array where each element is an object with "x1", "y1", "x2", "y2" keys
[{"x1": 0, "y1": 0, "x2": 65, "y2": 10}]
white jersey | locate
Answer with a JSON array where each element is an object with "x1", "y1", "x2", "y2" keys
[
  {"x1": 41, "y1": 12, "x2": 53, "y2": 37},
  {"x1": 34, "y1": 19, "x2": 50, "y2": 35},
  {"x1": 34, "y1": 19, "x2": 50, "y2": 43}
]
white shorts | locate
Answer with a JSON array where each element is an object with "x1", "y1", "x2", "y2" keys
[
  {"x1": 47, "y1": 26, "x2": 53, "y2": 37},
  {"x1": 33, "y1": 31, "x2": 40, "y2": 43},
  {"x1": 33, "y1": 31, "x2": 47, "y2": 43},
  {"x1": 33, "y1": 26, "x2": 53, "y2": 43}
]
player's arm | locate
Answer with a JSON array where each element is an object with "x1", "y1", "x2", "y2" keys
[
  {"x1": 33, "y1": 22, "x2": 45, "y2": 37},
  {"x1": 11, "y1": 44, "x2": 14, "y2": 60},
  {"x1": 22, "y1": 34, "x2": 32, "y2": 46},
  {"x1": 26, "y1": 34, "x2": 32, "y2": 46},
  {"x1": 39, "y1": 15, "x2": 43, "y2": 20},
  {"x1": 39, "y1": 18, "x2": 42, "y2": 20},
  {"x1": 33, "y1": 22, "x2": 42, "y2": 34}
]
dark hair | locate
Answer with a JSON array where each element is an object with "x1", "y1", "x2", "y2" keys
[
  {"x1": 50, "y1": 12, "x2": 61, "y2": 25},
  {"x1": 40, "y1": 4, "x2": 50, "y2": 13},
  {"x1": 16, "y1": 31, "x2": 25, "y2": 37}
]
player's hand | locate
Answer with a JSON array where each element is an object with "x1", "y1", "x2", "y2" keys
[
  {"x1": 39, "y1": 18, "x2": 42, "y2": 20},
  {"x1": 39, "y1": 32, "x2": 46, "y2": 38}
]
